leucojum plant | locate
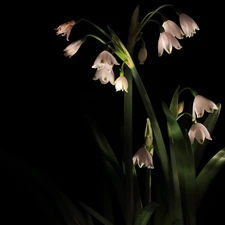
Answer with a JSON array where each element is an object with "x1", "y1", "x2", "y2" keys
[{"x1": 55, "y1": 3, "x2": 225, "y2": 225}]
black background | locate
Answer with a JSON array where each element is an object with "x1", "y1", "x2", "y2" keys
[{"x1": 1, "y1": 0, "x2": 225, "y2": 224}]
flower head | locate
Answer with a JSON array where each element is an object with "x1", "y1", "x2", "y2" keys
[
  {"x1": 138, "y1": 47, "x2": 148, "y2": 64},
  {"x1": 93, "y1": 68, "x2": 115, "y2": 85},
  {"x1": 132, "y1": 147, "x2": 154, "y2": 169},
  {"x1": 192, "y1": 95, "x2": 218, "y2": 119},
  {"x1": 114, "y1": 76, "x2": 128, "y2": 92},
  {"x1": 188, "y1": 122, "x2": 212, "y2": 144},
  {"x1": 55, "y1": 20, "x2": 76, "y2": 41},
  {"x1": 179, "y1": 13, "x2": 200, "y2": 38},
  {"x1": 64, "y1": 40, "x2": 83, "y2": 58},
  {"x1": 158, "y1": 31, "x2": 182, "y2": 57},
  {"x1": 162, "y1": 20, "x2": 184, "y2": 39},
  {"x1": 92, "y1": 50, "x2": 120, "y2": 71}
]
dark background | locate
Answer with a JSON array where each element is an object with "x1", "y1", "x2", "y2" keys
[{"x1": 1, "y1": 0, "x2": 224, "y2": 224}]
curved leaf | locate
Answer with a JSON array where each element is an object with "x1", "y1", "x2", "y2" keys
[
  {"x1": 79, "y1": 202, "x2": 114, "y2": 225},
  {"x1": 196, "y1": 147, "x2": 225, "y2": 209},
  {"x1": 134, "y1": 202, "x2": 158, "y2": 225},
  {"x1": 84, "y1": 114, "x2": 127, "y2": 219},
  {"x1": 162, "y1": 102, "x2": 196, "y2": 225}
]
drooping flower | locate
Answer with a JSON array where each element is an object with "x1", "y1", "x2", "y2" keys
[
  {"x1": 132, "y1": 147, "x2": 154, "y2": 169},
  {"x1": 114, "y1": 76, "x2": 128, "y2": 92},
  {"x1": 188, "y1": 122, "x2": 212, "y2": 144},
  {"x1": 92, "y1": 50, "x2": 120, "y2": 71},
  {"x1": 162, "y1": 20, "x2": 184, "y2": 39},
  {"x1": 64, "y1": 40, "x2": 83, "y2": 58},
  {"x1": 93, "y1": 68, "x2": 115, "y2": 85},
  {"x1": 55, "y1": 20, "x2": 76, "y2": 41},
  {"x1": 179, "y1": 13, "x2": 200, "y2": 38},
  {"x1": 192, "y1": 95, "x2": 218, "y2": 119},
  {"x1": 138, "y1": 47, "x2": 148, "y2": 64},
  {"x1": 158, "y1": 31, "x2": 182, "y2": 57}
]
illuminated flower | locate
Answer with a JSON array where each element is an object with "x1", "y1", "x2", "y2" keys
[
  {"x1": 92, "y1": 50, "x2": 120, "y2": 71},
  {"x1": 55, "y1": 20, "x2": 76, "y2": 41},
  {"x1": 179, "y1": 13, "x2": 200, "y2": 38},
  {"x1": 158, "y1": 31, "x2": 182, "y2": 57},
  {"x1": 114, "y1": 76, "x2": 128, "y2": 92},
  {"x1": 132, "y1": 147, "x2": 154, "y2": 169},
  {"x1": 64, "y1": 40, "x2": 83, "y2": 58},
  {"x1": 162, "y1": 20, "x2": 184, "y2": 39},
  {"x1": 138, "y1": 47, "x2": 148, "y2": 64},
  {"x1": 192, "y1": 95, "x2": 218, "y2": 119},
  {"x1": 93, "y1": 68, "x2": 115, "y2": 85},
  {"x1": 188, "y1": 122, "x2": 212, "y2": 144}
]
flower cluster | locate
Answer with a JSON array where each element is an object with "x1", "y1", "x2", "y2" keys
[
  {"x1": 55, "y1": 10, "x2": 199, "y2": 93},
  {"x1": 133, "y1": 93, "x2": 218, "y2": 169},
  {"x1": 138, "y1": 12, "x2": 199, "y2": 62}
]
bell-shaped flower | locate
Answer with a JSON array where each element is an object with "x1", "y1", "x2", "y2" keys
[
  {"x1": 55, "y1": 20, "x2": 76, "y2": 41},
  {"x1": 64, "y1": 40, "x2": 83, "y2": 58},
  {"x1": 179, "y1": 13, "x2": 200, "y2": 38},
  {"x1": 192, "y1": 95, "x2": 218, "y2": 119},
  {"x1": 93, "y1": 68, "x2": 115, "y2": 85},
  {"x1": 132, "y1": 147, "x2": 154, "y2": 169},
  {"x1": 138, "y1": 47, "x2": 148, "y2": 64},
  {"x1": 92, "y1": 50, "x2": 120, "y2": 71},
  {"x1": 162, "y1": 20, "x2": 184, "y2": 39},
  {"x1": 188, "y1": 122, "x2": 212, "y2": 144},
  {"x1": 114, "y1": 75, "x2": 128, "y2": 92},
  {"x1": 158, "y1": 31, "x2": 182, "y2": 57}
]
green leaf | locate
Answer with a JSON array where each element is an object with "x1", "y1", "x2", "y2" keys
[
  {"x1": 134, "y1": 202, "x2": 158, "y2": 225},
  {"x1": 193, "y1": 103, "x2": 221, "y2": 170},
  {"x1": 196, "y1": 147, "x2": 225, "y2": 209},
  {"x1": 162, "y1": 102, "x2": 196, "y2": 225},
  {"x1": 130, "y1": 66, "x2": 169, "y2": 188},
  {"x1": 169, "y1": 85, "x2": 180, "y2": 118},
  {"x1": 79, "y1": 202, "x2": 114, "y2": 225},
  {"x1": 84, "y1": 115, "x2": 126, "y2": 219}
]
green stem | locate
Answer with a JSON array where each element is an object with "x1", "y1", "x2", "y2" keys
[{"x1": 124, "y1": 66, "x2": 133, "y2": 225}]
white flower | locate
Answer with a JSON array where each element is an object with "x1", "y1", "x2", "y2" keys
[
  {"x1": 132, "y1": 147, "x2": 154, "y2": 169},
  {"x1": 188, "y1": 122, "x2": 212, "y2": 144},
  {"x1": 92, "y1": 50, "x2": 120, "y2": 71},
  {"x1": 179, "y1": 13, "x2": 200, "y2": 38},
  {"x1": 192, "y1": 95, "x2": 218, "y2": 119},
  {"x1": 114, "y1": 76, "x2": 128, "y2": 92},
  {"x1": 162, "y1": 20, "x2": 184, "y2": 39},
  {"x1": 64, "y1": 40, "x2": 83, "y2": 58},
  {"x1": 138, "y1": 47, "x2": 148, "y2": 64},
  {"x1": 55, "y1": 20, "x2": 76, "y2": 41},
  {"x1": 158, "y1": 31, "x2": 182, "y2": 57},
  {"x1": 93, "y1": 68, "x2": 115, "y2": 85}
]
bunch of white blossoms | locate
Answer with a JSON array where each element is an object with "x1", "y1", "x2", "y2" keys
[
  {"x1": 91, "y1": 50, "x2": 128, "y2": 92},
  {"x1": 188, "y1": 95, "x2": 218, "y2": 145},
  {"x1": 138, "y1": 12, "x2": 200, "y2": 64},
  {"x1": 132, "y1": 94, "x2": 218, "y2": 169}
]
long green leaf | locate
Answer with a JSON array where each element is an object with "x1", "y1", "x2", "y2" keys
[
  {"x1": 162, "y1": 102, "x2": 196, "y2": 225},
  {"x1": 134, "y1": 202, "x2": 158, "y2": 225},
  {"x1": 79, "y1": 202, "x2": 114, "y2": 225},
  {"x1": 193, "y1": 103, "x2": 221, "y2": 170},
  {"x1": 196, "y1": 148, "x2": 225, "y2": 209},
  {"x1": 130, "y1": 66, "x2": 169, "y2": 187},
  {"x1": 84, "y1": 114, "x2": 126, "y2": 220},
  {"x1": 169, "y1": 85, "x2": 180, "y2": 118}
]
